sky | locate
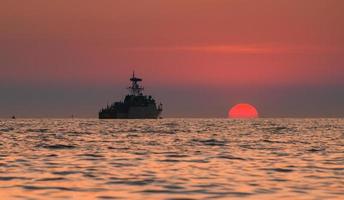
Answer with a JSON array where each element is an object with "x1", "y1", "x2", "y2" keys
[{"x1": 0, "y1": 0, "x2": 343, "y2": 118}]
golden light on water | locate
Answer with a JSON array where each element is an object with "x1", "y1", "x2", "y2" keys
[{"x1": 0, "y1": 119, "x2": 343, "y2": 199}]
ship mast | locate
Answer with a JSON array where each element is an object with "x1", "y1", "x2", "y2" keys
[{"x1": 128, "y1": 71, "x2": 144, "y2": 96}]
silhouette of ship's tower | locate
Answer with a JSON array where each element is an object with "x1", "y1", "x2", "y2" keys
[
  {"x1": 129, "y1": 71, "x2": 144, "y2": 96},
  {"x1": 99, "y1": 71, "x2": 162, "y2": 119}
]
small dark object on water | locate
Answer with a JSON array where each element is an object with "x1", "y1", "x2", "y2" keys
[{"x1": 11, "y1": 116, "x2": 16, "y2": 119}]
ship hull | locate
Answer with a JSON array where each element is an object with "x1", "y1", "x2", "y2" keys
[{"x1": 99, "y1": 105, "x2": 162, "y2": 119}]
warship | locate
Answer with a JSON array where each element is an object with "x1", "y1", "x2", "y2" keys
[{"x1": 99, "y1": 72, "x2": 163, "y2": 119}]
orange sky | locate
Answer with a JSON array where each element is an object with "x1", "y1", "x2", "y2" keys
[{"x1": 0, "y1": 0, "x2": 343, "y2": 117}]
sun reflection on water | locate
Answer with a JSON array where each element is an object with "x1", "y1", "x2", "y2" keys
[{"x1": 0, "y1": 118, "x2": 343, "y2": 199}]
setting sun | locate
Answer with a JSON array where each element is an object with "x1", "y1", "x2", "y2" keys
[{"x1": 228, "y1": 103, "x2": 259, "y2": 118}]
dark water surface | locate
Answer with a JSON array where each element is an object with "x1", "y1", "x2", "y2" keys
[{"x1": 0, "y1": 119, "x2": 343, "y2": 199}]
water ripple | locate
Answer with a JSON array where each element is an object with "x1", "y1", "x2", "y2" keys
[{"x1": 0, "y1": 118, "x2": 342, "y2": 200}]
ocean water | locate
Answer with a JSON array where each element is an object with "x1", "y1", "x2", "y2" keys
[{"x1": 0, "y1": 118, "x2": 343, "y2": 200}]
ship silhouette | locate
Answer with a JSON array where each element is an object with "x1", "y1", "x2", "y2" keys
[{"x1": 99, "y1": 72, "x2": 162, "y2": 119}]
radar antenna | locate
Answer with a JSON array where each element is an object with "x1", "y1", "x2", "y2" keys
[{"x1": 128, "y1": 71, "x2": 144, "y2": 95}]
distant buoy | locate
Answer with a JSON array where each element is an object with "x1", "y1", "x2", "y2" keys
[{"x1": 11, "y1": 116, "x2": 16, "y2": 119}]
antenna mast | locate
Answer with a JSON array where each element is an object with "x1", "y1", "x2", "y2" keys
[{"x1": 128, "y1": 71, "x2": 144, "y2": 95}]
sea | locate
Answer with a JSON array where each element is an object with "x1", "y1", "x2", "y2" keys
[{"x1": 0, "y1": 118, "x2": 343, "y2": 200}]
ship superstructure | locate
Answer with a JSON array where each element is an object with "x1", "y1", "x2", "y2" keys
[{"x1": 99, "y1": 72, "x2": 162, "y2": 119}]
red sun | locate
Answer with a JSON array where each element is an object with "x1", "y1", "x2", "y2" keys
[{"x1": 228, "y1": 103, "x2": 259, "y2": 118}]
